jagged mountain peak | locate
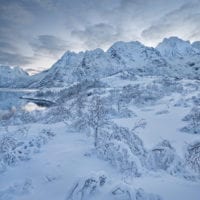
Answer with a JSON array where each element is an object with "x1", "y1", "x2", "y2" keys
[
  {"x1": 0, "y1": 65, "x2": 29, "y2": 76},
  {"x1": 107, "y1": 40, "x2": 144, "y2": 51},
  {"x1": 85, "y1": 48, "x2": 104, "y2": 54},
  {"x1": 30, "y1": 39, "x2": 169, "y2": 88},
  {"x1": 162, "y1": 36, "x2": 189, "y2": 44},
  {"x1": 2, "y1": 37, "x2": 200, "y2": 88},
  {"x1": 156, "y1": 36, "x2": 200, "y2": 58},
  {"x1": 0, "y1": 65, "x2": 30, "y2": 88}
]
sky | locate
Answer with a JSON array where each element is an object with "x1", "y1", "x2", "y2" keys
[{"x1": 1, "y1": 0, "x2": 200, "y2": 73}]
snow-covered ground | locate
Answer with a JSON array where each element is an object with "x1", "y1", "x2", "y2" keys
[
  {"x1": 0, "y1": 120, "x2": 200, "y2": 200},
  {"x1": 0, "y1": 74, "x2": 200, "y2": 200}
]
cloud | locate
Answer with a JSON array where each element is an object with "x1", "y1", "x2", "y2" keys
[
  {"x1": 72, "y1": 23, "x2": 120, "y2": 49},
  {"x1": 0, "y1": 50, "x2": 32, "y2": 66},
  {"x1": 30, "y1": 35, "x2": 70, "y2": 58},
  {"x1": 0, "y1": 42, "x2": 18, "y2": 53},
  {"x1": 0, "y1": 1, "x2": 34, "y2": 25},
  {"x1": 1, "y1": 0, "x2": 200, "y2": 70},
  {"x1": 141, "y1": 1, "x2": 200, "y2": 44}
]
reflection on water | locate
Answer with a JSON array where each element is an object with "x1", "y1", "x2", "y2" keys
[
  {"x1": 23, "y1": 102, "x2": 46, "y2": 112},
  {"x1": 0, "y1": 89, "x2": 46, "y2": 112}
]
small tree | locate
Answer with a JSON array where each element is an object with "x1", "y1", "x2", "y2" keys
[
  {"x1": 190, "y1": 108, "x2": 200, "y2": 134},
  {"x1": 75, "y1": 93, "x2": 87, "y2": 118},
  {"x1": 186, "y1": 142, "x2": 200, "y2": 173},
  {"x1": 182, "y1": 107, "x2": 200, "y2": 134},
  {"x1": 71, "y1": 93, "x2": 88, "y2": 132},
  {"x1": 88, "y1": 95, "x2": 108, "y2": 147}
]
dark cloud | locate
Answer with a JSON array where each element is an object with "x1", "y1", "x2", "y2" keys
[{"x1": 30, "y1": 35, "x2": 71, "y2": 58}]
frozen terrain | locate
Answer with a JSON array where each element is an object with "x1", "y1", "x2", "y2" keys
[{"x1": 0, "y1": 37, "x2": 200, "y2": 200}]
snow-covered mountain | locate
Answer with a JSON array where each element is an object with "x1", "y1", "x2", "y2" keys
[
  {"x1": 30, "y1": 37, "x2": 200, "y2": 88},
  {"x1": 1, "y1": 37, "x2": 200, "y2": 88},
  {"x1": 30, "y1": 41, "x2": 169, "y2": 87},
  {"x1": 156, "y1": 37, "x2": 200, "y2": 58},
  {"x1": 192, "y1": 41, "x2": 200, "y2": 51},
  {"x1": 156, "y1": 37, "x2": 200, "y2": 79},
  {"x1": 0, "y1": 65, "x2": 30, "y2": 88}
]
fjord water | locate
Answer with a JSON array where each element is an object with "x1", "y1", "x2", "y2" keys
[{"x1": 0, "y1": 88, "x2": 42, "y2": 112}]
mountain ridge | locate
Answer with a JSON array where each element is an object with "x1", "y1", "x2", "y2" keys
[{"x1": 1, "y1": 36, "x2": 200, "y2": 88}]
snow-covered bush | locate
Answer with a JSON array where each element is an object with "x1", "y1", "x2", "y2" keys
[
  {"x1": 57, "y1": 79, "x2": 106, "y2": 103},
  {"x1": 3, "y1": 109, "x2": 43, "y2": 125},
  {"x1": 146, "y1": 140, "x2": 186, "y2": 176},
  {"x1": 120, "y1": 84, "x2": 141, "y2": 104},
  {"x1": 111, "y1": 184, "x2": 162, "y2": 200},
  {"x1": 66, "y1": 172, "x2": 162, "y2": 200},
  {"x1": 185, "y1": 141, "x2": 200, "y2": 173},
  {"x1": 0, "y1": 128, "x2": 55, "y2": 173},
  {"x1": 98, "y1": 140, "x2": 142, "y2": 177},
  {"x1": 45, "y1": 105, "x2": 71, "y2": 123},
  {"x1": 96, "y1": 124, "x2": 146, "y2": 177},
  {"x1": 157, "y1": 77, "x2": 183, "y2": 94},
  {"x1": 119, "y1": 70, "x2": 137, "y2": 81},
  {"x1": 119, "y1": 82, "x2": 165, "y2": 106},
  {"x1": 66, "y1": 171, "x2": 107, "y2": 200},
  {"x1": 0, "y1": 136, "x2": 17, "y2": 167},
  {"x1": 181, "y1": 107, "x2": 200, "y2": 134},
  {"x1": 191, "y1": 95, "x2": 200, "y2": 106}
]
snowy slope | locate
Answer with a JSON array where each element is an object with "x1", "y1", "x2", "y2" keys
[{"x1": 0, "y1": 121, "x2": 200, "y2": 200}]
